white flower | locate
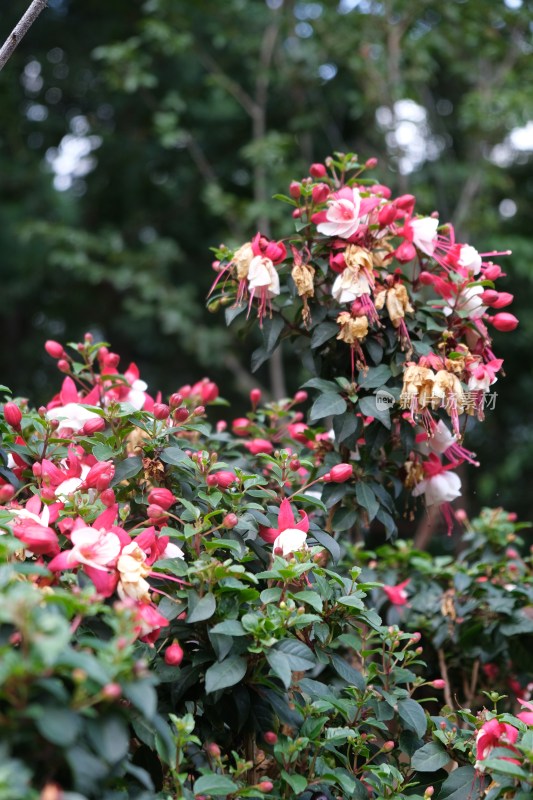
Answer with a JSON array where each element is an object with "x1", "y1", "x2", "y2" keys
[
  {"x1": 247, "y1": 256, "x2": 280, "y2": 298},
  {"x1": 411, "y1": 217, "x2": 439, "y2": 256},
  {"x1": 163, "y1": 541, "x2": 185, "y2": 559},
  {"x1": 412, "y1": 470, "x2": 462, "y2": 506},
  {"x1": 127, "y1": 379, "x2": 148, "y2": 410},
  {"x1": 47, "y1": 403, "x2": 101, "y2": 432},
  {"x1": 332, "y1": 266, "x2": 370, "y2": 304},
  {"x1": 273, "y1": 527, "x2": 308, "y2": 556},
  {"x1": 443, "y1": 285, "x2": 486, "y2": 320},
  {"x1": 428, "y1": 421, "x2": 456, "y2": 455},
  {"x1": 458, "y1": 245, "x2": 482, "y2": 275}
]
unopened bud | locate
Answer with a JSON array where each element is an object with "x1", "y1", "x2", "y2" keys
[
  {"x1": 102, "y1": 682, "x2": 122, "y2": 699},
  {"x1": 223, "y1": 513, "x2": 239, "y2": 528},
  {"x1": 329, "y1": 463, "x2": 353, "y2": 483},
  {"x1": 289, "y1": 459, "x2": 300, "y2": 471},
  {"x1": 173, "y1": 407, "x2": 190, "y2": 423},
  {"x1": 44, "y1": 340, "x2": 65, "y2": 359},
  {"x1": 250, "y1": 388, "x2": 262, "y2": 408},
  {"x1": 193, "y1": 405, "x2": 205, "y2": 416},
  {"x1": 430, "y1": 679, "x2": 446, "y2": 689},
  {"x1": 263, "y1": 731, "x2": 278, "y2": 745},
  {"x1": 82, "y1": 417, "x2": 106, "y2": 435},
  {"x1": 100, "y1": 488, "x2": 116, "y2": 507},
  {"x1": 309, "y1": 162, "x2": 327, "y2": 178},
  {"x1": 164, "y1": 641, "x2": 184, "y2": 666},
  {"x1": 3, "y1": 402, "x2": 22, "y2": 429},
  {"x1": 169, "y1": 393, "x2": 183, "y2": 408},
  {"x1": 365, "y1": 157, "x2": 378, "y2": 169},
  {"x1": 0, "y1": 484, "x2": 15, "y2": 503},
  {"x1": 153, "y1": 403, "x2": 170, "y2": 420},
  {"x1": 57, "y1": 359, "x2": 70, "y2": 373},
  {"x1": 206, "y1": 742, "x2": 221, "y2": 758},
  {"x1": 383, "y1": 740, "x2": 395, "y2": 751},
  {"x1": 289, "y1": 181, "x2": 301, "y2": 199},
  {"x1": 293, "y1": 390, "x2": 308, "y2": 404},
  {"x1": 257, "y1": 780, "x2": 274, "y2": 793}
]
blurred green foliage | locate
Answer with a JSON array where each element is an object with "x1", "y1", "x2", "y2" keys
[{"x1": 0, "y1": 0, "x2": 533, "y2": 515}]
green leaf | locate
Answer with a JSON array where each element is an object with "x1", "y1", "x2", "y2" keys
[
  {"x1": 262, "y1": 314, "x2": 285, "y2": 356},
  {"x1": 205, "y1": 655, "x2": 247, "y2": 693},
  {"x1": 161, "y1": 446, "x2": 195, "y2": 469},
  {"x1": 309, "y1": 392, "x2": 347, "y2": 422},
  {"x1": 358, "y1": 395, "x2": 391, "y2": 428},
  {"x1": 266, "y1": 650, "x2": 292, "y2": 688},
  {"x1": 193, "y1": 774, "x2": 239, "y2": 796},
  {"x1": 210, "y1": 619, "x2": 246, "y2": 636},
  {"x1": 398, "y1": 698, "x2": 427, "y2": 738},
  {"x1": 274, "y1": 638, "x2": 316, "y2": 669},
  {"x1": 481, "y1": 758, "x2": 529, "y2": 779},
  {"x1": 291, "y1": 590, "x2": 323, "y2": 613},
  {"x1": 355, "y1": 483, "x2": 379, "y2": 522},
  {"x1": 86, "y1": 714, "x2": 130, "y2": 765},
  {"x1": 111, "y1": 455, "x2": 142, "y2": 485},
  {"x1": 439, "y1": 766, "x2": 486, "y2": 800},
  {"x1": 411, "y1": 741, "x2": 451, "y2": 771},
  {"x1": 311, "y1": 321, "x2": 339, "y2": 349},
  {"x1": 357, "y1": 364, "x2": 391, "y2": 389},
  {"x1": 35, "y1": 708, "x2": 81, "y2": 746},
  {"x1": 330, "y1": 654, "x2": 365, "y2": 690},
  {"x1": 281, "y1": 770, "x2": 307, "y2": 793},
  {"x1": 187, "y1": 592, "x2": 216, "y2": 623}
]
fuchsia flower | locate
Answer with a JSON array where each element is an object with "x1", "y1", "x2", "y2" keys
[
  {"x1": 10, "y1": 495, "x2": 60, "y2": 556},
  {"x1": 476, "y1": 718, "x2": 520, "y2": 765},
  {"x1": 259, "y1": 498, "x2": 309, "y2": 556},
  {"x1": 412, "y1": 454, "x2": 462, "y2": 506},
  {"x1": 244, "y1": 438, "x2": 274, "y2": 455},
  {"x1": 315, "y1": 187, "x2": 363, "y2": 239},
  {"x1": 382, "y1": 579, "x2": 410, "y2": 606}
]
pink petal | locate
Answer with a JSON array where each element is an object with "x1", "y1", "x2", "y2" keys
[{"x1": 278, "y1": 499, "x2": 295, "y2": 531}]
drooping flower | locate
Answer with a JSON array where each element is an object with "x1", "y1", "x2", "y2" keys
[
  {"x1": 332, "y1": 265, "x2": 371, "y2": 304},
  {"x1": 259, "y1": 498, "x2": 309, "y2": 548},
  {"x1": 247, "y1": 255, "x2": 280, "y2": 324},
  {"x1": 382, "y1": 579, "x2": 410, "y2": 606},
  {"x1": 410, "y1": 216, "x2": 439, "y2": 256},
  {"x1": 411, "y1": 454, "x2": 462, "y2": 506},
  {"x1": 475, "y1": 718, "x2": 519, "y2": 765}
]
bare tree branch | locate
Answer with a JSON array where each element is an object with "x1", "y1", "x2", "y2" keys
[{"x1": 0, "y1": 0, "x2": 48, "y2": 72}]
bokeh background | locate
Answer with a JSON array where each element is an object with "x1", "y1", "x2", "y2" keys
[{"x1": 1, "y1": 0, "x2": 532, "y2": 517}]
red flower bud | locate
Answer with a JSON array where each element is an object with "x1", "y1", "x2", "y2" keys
[
  {"x1": 365, "y1": 157, "x2": 378, "y2": 169},
  {"x1": 153, "y1": 403, "x2": 170, "y2": 420},
  {"x1": 312, "y1": 183, "x2": 330, "y2": 205},
  {"x1": 489, "y1": 312, "x2": 519, "y2": 332},
  {"x1": 289, "y1": 181, "x2": 301, "y2": 199},
  {"x1": 82, "y1": 417, "x2": 106, "y2": 435},
  {"x1": 0, "y1": 483, "x2": 15, "y2": 503},
  {"x1": 244, "y1": 438, "x2": 273, "y2": 455},
  {"x1": 148, "y1": 503, "x2": 168, "y2": 522},
  {"x1": 293, "y1": 390, "x2": 308, "y2": 404},
  {"x1": 483, "y1": 264, "x2": 504, "y2": 280},
  {"x1": 193, "y1": 405, "x2": 206, "y2": 416},
  {"x1": 206, "y1": 742, "x2": 221, "y2": 758},
  {"x1": 84, "y1": 461, "x2": 115, "y2": 490},
  {"x1": 232, "y1": 417, "x2": 251, "y2": 434},
  {"x1": 45, "y1": 340, "x2": 65, "y2": 359},
  {"x1": 3, "y1": 402, "x2": 22, "y2": 430},
  {"x1": 57, "y1": 359, "x2": 70, "y2": 373},
  {"x1": 394, "y1": 193, "x2": 416, "y2": 212},
  {"x1": 430, "y1": 679, "x2": 446, "y2": 689},
  {"x1": 418, "y1": 270, "x2": 435, "y2": 285},
  {"x1": 263, "y1": 731, "x2": 278, "y2": 745},
  {"x1": 100, "y1": 488, "x2": 116, "y2": 507},
  {"x1": 207, "y1": 470, "x2": 237, "y2": 489},
  {"x1": 223, "y1": 513, "x2": 239, "y2": 528},
  {"x1": 169, "y1": 393, "x2": 183, "y2": 408},
  {"x1": 146, "y1": 488, "x2": 174, "y2": 509},
  {"x1": 250, "y1": 388, "x2": 262, "y2": 408},
  {"x1": 164, "y1": 641, "x2": 184, "y2": 666},
  {"x1": 378, "y1": 204, "x2": 398, "y2": 227},
  {"x1": 289, "y1": 459, "x2": 301, "y2": 471},
  {"x1": 309, "y1": 162, "x2": 327, "y2": 178},
  {"x1": 292, "y1": 208, "x2": 302, "y2": 218},
  {"x1": 394, "y1": 240, "x2": 417, "y2": 263},
  {"x1": 329, "y1": 463, "x2": 353, "y2": 483},
  {"x1": 173, "y1": 407, "x2": 190, "y2": 423}
]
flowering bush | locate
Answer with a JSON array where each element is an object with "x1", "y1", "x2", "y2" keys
[
  {"x1": 0, "y1": 155, "x2": 531, "y2": 800},
  {"x1": 210, "y1": 152, "x2": 518, "y2": 535}
]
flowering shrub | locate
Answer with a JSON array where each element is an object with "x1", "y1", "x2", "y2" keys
[
  {"x1": 210, "y1": 153, "x2": 518, "y2": 534},
  {"x1": 0, "y1": 155, "x2": 531, "y2": 800}
]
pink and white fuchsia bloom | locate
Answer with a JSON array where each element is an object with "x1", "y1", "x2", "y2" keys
[
  {"x1": 412, "y1": 454, "x2": 462, "y2": 506},
  {"x1": 410, "y1": 216, "x2": 439, "y2": 256},
  {"x1": 259, "y1": 498, "x2": 309, "y2": 556},
  {"x1": 316, "y1": 187, "x2": 362, "y2": 239}
]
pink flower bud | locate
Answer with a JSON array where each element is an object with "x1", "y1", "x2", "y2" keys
[
  {"x1": 383, "y1": 740, "x2": 395, "y2": 751},
  {"x1": 41, "y1": 486, "x2": 56, "y2": 501},
  {"x1": 394, "y1": 193, "x2": 416, "y2": 212},
  {"x1": 148, "y1": 503, "x2": 168, "y2": 522},
  {"x1": 430, "y1": 679, "x2": 446, "y2": 689},
  {"x1": 250, "y1": 388, "x2": 262, "y2": 408},
  {"x1": 289, "y1": 459, "x2": 301, "y2": 471},
  {"x1": 410, "y1": 631, "x2": 421, "y2": 643},
  {"x1": 378, "y1": 204, "x2": 398, "y2": 227},
  {"x1": 0, "y1": 484, "x2": 15, "y2": 503},
  {"x1": 312, "y1": 183, "x2": 330, "y2": 205},
  {"x1": 57, "y1": 359, "x2": 70, "y2": 373},
  {"x1": 329, "y1": 463, "x2": 353, "y2": 483},
  {"x1": 365, "y1": 157, "x2": 378, "y2": 169},
  {"x1": 490, "y1": 312, "x2": 519, "y2": 332},
  {"x1": 153, "y1": 403, "x2": 170, "y2": 420},
  {"x1": 3, "y1": 402, "x2": 22, "y2": 430},
  {"x1": 455, "y1": 508, "x2": 467, "y2": 522},
  {"x1": 309, "y1": 163, "x2": 327, "y2": 178},
  {"x1": 264, "y1": 731, "x2": 278, "y2": 745},
  {"x1": 232, "y1": 417, "x2": 251, "y2": 434},
  {"x1": 216, "y1": 420, "x2": 227, "y2": 433},
  {"x1": 322, "y1": 472, "x2": 332, "y2": 482},
  {"x1": 206, "y1": 742, "x2": 221, "y2": 758},
  {"x1": 244, "y1": 439, "x2": 274, "y2": 455},
  {"x1": 45, "y1": 340, "x2": 65, "y2": 359},
  {"x1": 289, "y1": 181, "x2": 301, "y2": 199},
  {"x1": 169, "y1": 393, "x2": 183, "y2": 408},
  {"x1": 147, "y1": 488, "x2": 176, "y2": 509},
  {"x1": 257, "y1": 780, "x2": 274, "y2": 793},
  {"x1": 418, "y1": 270, "x2": 435, "y2": 285},
  {"x1": 102, "y1": 682, "x2": 122, "y2": 699},
  {"x1": 193, "y1": 405, "x2": 205, "y2": 416},
  {"x1": 82, "y1": 417, "x2": 106, "y2": 435},
  {"x1": 223, "y1": 513, "x2": 239, "y2": 528},
  {"x1": 492, "y1": 291, "x2": 514, "y2": 308},
  {"x1": 293, "y1": 390, "x2": 308, "y2": 404},
  {"x1": 164, "y1": 641, "x2": 184, "y2": 666},
  {"x1": 84, "y1": 461, "x2": 115, "y2": 490},
  {"x1": 395, "y1": 240, "x2": 417, "y2": 263},
  {"x1": 370, "y1": 183, "x2": 392, "y2": 199},
  {"x1": 100, "y1": 488, "x2": 116, "y2": 507},
  {"x1": 207, "y1": 470, "x2": 237, "y2": 489},
  {"x1": 424, "y1": 788, "x2": 434, "y2": 798},
  {"x1": 292, "y1": 208, "x2": 302, "y2": 218},
  {"x1": 508, "y1": 512, "x2": 517, "y2": 522},
  {"x1": 102, "y1": 352, "x2": 120, "y2": 369},
  {"x1": 483, "y1": 264, "x2": 504, "y2": 280},
  {"x1": 174, "y1": 407, "x2": 190, "y2": 423}
]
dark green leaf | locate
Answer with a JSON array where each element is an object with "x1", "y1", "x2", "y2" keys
[
  {"x1": 439, "y1": 766, "x2": 486, "y2": 800},
  {"x1": 355, "y1": 483, "x2": 379, "y2": 522},
  {"x1": 311, "y1": 321, "x2": 340, "y2": 348},
  {"x1": 205, "y1": 655, "x2": 247, "y2": 693},
  {"x1": 309, "y1": 392, "x2": 347, "y2": 422},
  {"x1": 187, "y1": 592, "x2": 217, "y2": 623},
  {"x1": 36, "y1": 708, "x2": 81, "y2": 746},
  {"x1": 330, "y1": 654, "x2": 365, "y2": 690},
  {"x1": 358, "y1": 395, "x2": 391, "y2": 428},
  {"x1": 160, "y1": 446, "x2": 195, "y2": 469},
  {"x1": 193, "y1": 774, "x2": 239, "y2": 796},
  {"x1": 357, "y1": 364, "x2": 391, "y2": 389},
  {"x1": 398, "y1": 698, "x2": 427, "y2": 738},
  {"x1": 411, "y1": 742, "x2": 451, "y2": 771},
  {"x1": 111, "y1": 455, "x2": 142, "y2": 485}
]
